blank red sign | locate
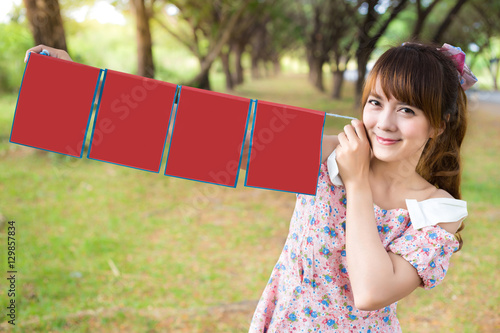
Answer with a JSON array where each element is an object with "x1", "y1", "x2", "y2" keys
[
  {"x1": 245, "y1": 101, "x2": 325, "y2": 195},
  {"x1": 87, "y1": 70, "x2": 176, "y2": 172},
  {"x1": 164, "y1": 86, "x2": 252, "y2": 187},
  {"x1": 10, "y1": 53, "x2": 101, "y2": 157}
]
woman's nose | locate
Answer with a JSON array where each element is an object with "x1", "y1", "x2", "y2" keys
[{"x1": 376, "y1": 109, "x2": 397, "y2": 132}]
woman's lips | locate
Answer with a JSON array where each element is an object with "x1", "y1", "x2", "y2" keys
[{"x1": 376, "y1": 135, "x2": 400, "y2": 145}]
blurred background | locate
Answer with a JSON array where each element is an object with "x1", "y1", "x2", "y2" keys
[{"x1": 0, "y1": 0, "x2": 499, "y2": 332}]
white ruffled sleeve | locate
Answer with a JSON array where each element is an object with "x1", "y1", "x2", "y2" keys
[
  {"x1": 388, "y1": 198, "x2": 467, "y2": 289},
  {"x1": 405, "y1": 198, "x2": 468, "y2": 230}
]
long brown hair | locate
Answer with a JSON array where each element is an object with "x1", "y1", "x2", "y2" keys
[{"x1": 361, "y1": 42, "x2": 467, "y2": 251}]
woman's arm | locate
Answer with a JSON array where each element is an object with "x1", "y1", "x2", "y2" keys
[
  {"x1": 345, "y1": 188, "x2": 463, "y2": 310},
  {"x1": 24, "y1": 45, "x2": 72, "y2": 63},
  {"x1": 343, "y1": 182, "x2": 423, "y2": 311},
  {"x1": 336, "y1": 120, "x2": 466, "y2": 310},
  {"x1": 336, "y1": 120, "x2": 422, "y2": 311}
]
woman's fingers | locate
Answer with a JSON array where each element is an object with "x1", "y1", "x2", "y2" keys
[
  {"x1": 341, "y1": 120, "x2": 370, "y2": 152},
  {"x1": 24, "y1": 45, "x2": 44, "y2": 62},
  {"x1": 337, "y1": 131, "x2": 347, "y2": 148},
  {"x1": 351, "y1": 119, "x2": 368, "y2": 141},
  {"x1": 343, "y1": 120, "x2": 367, "y2": 141},
  {"x1": 24, "y1": 45, "x2": 72, "y2": 63},
  {"x1": 337, "y1": 120, "x2": 371, "y2": 157},
  {"x1": 343, "y1": 124, "x2": 357, "y2": 142}
]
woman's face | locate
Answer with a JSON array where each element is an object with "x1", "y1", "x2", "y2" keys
[{"x1": 362, "y1": 78, "x2": 434, "y2": 165}]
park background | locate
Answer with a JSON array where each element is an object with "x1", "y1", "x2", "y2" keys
[{"x1": 0, "y1": 0, "x2": 499, "y2": 331}]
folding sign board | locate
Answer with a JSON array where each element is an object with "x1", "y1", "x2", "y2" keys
[
  {"x1": 10, "y1": 53, "x2": 102, "y2": 157},
  {"x1": 164, "y1": 86, "x2": 252, "y2": 187},
  {"x1": 87, "y1": 70, "x2": 176, "y2": 172},
  {"x1": 245, "y1": 101, "x2": 325, "y2": 195}
]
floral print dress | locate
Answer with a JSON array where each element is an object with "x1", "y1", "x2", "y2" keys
[{"x1": 249, "y1": 163, "x2": 461, "y2": 332}]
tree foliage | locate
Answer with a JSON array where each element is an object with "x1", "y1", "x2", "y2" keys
[
  {"x1": 153, "y1": 0, "x2": 253, "y2": 89},
  {"x1": 441, "y1": 0, "x2": 500, "y2": 89},
  {"x1": 11, "y1": 0, "x2": 500, "y2": 93}
]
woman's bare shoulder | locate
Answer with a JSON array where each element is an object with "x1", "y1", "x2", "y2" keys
[{"x1": 428, "y1": 188, "x2": 455, "y2": 200}]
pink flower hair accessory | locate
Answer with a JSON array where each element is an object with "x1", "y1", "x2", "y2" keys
[{"x1": 438, "y1": 43, "x2": 478, "y2": 91}]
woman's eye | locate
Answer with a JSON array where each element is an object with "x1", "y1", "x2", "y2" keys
[
  {"x1": 400, "y1": 107, "x2": 415, "y2": 115},
  {"x1": 368, "y1": 99, "x2": 380, "y2": 106}
]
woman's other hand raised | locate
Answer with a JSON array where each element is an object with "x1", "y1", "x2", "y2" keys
[{"x1": 24, "y1": 45, "x2": 72, "y2": 63}]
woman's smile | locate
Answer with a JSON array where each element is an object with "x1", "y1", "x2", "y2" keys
[{"x1": 375, "y1": 135, "x2": 401, "y2": 145}]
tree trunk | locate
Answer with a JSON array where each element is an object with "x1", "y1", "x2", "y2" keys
[
  {"x1": 331, "y1": 69, "x2": 345, "y2": 100},
  {"x1": 411, "y1": 0, "x2": 442, "y2": 40},
  {"x1": 495, "y1": 60, "x2": 499, "y2": 91},
  {"x1": 220, "y1": 49, "x2": 234, "y2": 91},
  {"x1": 251, "y1": 52, "x2": 261, "y2": 79},
  {"x1": 432, "y1": 0, "x2": 469, "y2": 43},
  {"x1": 355, "y1": 49, "x2": 371, "y2": 106},
  {"x1": 250, "y1": 24, "x2": 266, "y2": 80},
  {"x1": 307, "y1": 50, "x2": 327, "y2": 91},
  {"x1": 189, "y1": 0, "x2": 252, "y2": 89},
  {"x1": 354, "y1": 0, "x2": 409, "y2": 107},
  {"x1": 486, "y1": 58, "x2": 499, "y2": 91},
  {"x1": 307, "y1": 50, "x2": 316, "y2": 83},
  {"x1": 311, "y1": 58, "x2": 325, "y2": 92},
  {"x1": 233, "y1": 41, "x2": 245, "y2": 85},
  {"x1": 23, "y1": 0, "x2": 67, "y2": 50},
  {"x1": 273, "y1": 57, "x2": 281, "y2": 76},
  {"x1": 412, "y1": 15, "x2": 425, "y2": 40},
  {"x1": 264, "y1": 61, "x2": 272, "y2": 77},
  {"x1": 132, "y1": 0, "x2": 154, "y2": 78},
  {"x1": 192, "y1": 61, "x2": 212, "y2": 90}
]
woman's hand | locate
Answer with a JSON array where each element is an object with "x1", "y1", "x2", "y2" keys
[
  {"x1": 24, "y1": 45, "x2": 72, "y2": 63},
  {"x1": 335, "y1": 119, "x2": 371, "y2": 187}
]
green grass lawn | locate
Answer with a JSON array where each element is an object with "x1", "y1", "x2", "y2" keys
[{"x1": 0, "y1": 74, "x2": 498, "y2": 332}]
